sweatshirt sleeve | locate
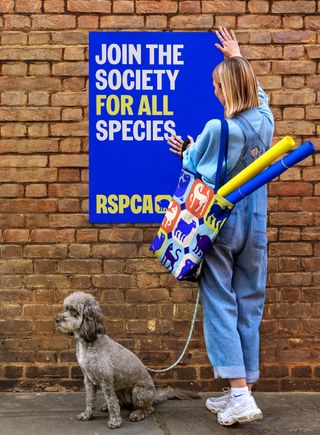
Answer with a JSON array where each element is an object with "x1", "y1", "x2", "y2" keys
[
  {"x1": 182, "y1": 119, "x2": 220, "y2": 176},
  {"x1": 257, "y1": 80, "x2": 275, "y2": 128}
]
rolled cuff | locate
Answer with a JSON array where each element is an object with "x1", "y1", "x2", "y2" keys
[
  {"x1": 246, "y1": 369, "x2": 260, "y2": 383},
  {"x1": 213, "y1": 366, "x2": 259, "y2": 383},
  {"x1": 213, "y1": 365, "x2": 247, "y2": 380}
]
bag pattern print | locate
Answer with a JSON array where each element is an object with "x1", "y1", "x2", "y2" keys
[{"x1": 150, "y1": 168, "x2": 234, "y2": 280}]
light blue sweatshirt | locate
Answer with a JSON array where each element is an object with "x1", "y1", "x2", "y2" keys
[{"x1": 182, "y1": 81, "x2": 275, "y2": 189}]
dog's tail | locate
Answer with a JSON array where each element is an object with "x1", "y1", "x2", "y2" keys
[{"x1": 153, "y1": 386, "x2": 201, "y2": 405}]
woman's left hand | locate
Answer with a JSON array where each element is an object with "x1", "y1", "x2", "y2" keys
[{"x1": 168, "y1": 134, "x2": 194, "y2": 157}]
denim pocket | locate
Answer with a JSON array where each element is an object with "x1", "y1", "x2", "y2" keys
[
  {"x1": 252, "y1": 212, "x2": 267, "y2": 250},
  {"x1": 214, "y1": 212, "x2": 236, "y2": 245}
]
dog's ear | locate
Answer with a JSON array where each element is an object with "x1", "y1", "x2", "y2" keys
[{"x1": 79, "y1": 301, "x2": 105, "y2": 342}]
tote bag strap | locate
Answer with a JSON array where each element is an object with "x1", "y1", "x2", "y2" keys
[{"x1": 214, "y1": 118, "x2": 229, "y2": 190}]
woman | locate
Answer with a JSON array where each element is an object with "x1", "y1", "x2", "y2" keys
[{"x1": 168, "y1": 27, "x2": 274, "y2": 426}]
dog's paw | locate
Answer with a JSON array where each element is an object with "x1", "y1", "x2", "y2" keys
[
  {"x1": 100, "y1": 403, "x2": 109, "y2": 412},
  {"x1": 129, "y1": 409, "x2": 145, "y2": 421},
  {"x1": 77, "y1": 411, "x2": 94, "y2": 421},
  {"x1": 107, "y1": 416, "x2": 122, "y2": 429}
]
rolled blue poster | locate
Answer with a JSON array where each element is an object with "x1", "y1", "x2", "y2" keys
[{"x1": 225, "y1": 141, "x2": 315, "y2": 204}]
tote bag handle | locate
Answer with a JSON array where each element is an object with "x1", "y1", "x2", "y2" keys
[{"x1": 214, "y1": 118, "x2": 229, "y2": 190}]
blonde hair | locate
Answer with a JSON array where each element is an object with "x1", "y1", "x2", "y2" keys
[{"x1": 213, "y1": 57, "x2": 260, "y2": 118}]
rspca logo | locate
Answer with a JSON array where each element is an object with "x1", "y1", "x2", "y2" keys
[{"x1": 96, "y1": 194, "x2": 172, "y2": 214}]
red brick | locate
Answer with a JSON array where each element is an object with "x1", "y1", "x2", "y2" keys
[
  {"x1": 272, "y1": 61, "x2": 316, "y2": 75},
  {"x1": 93, "y1": 244, "x2": 138, "y2": 259},
  {"x1": 291, "y1": 366, "x2": 312, "y2": 377},
  {"x1": 301, "y1": 227, "x2": 320, "y2": 241},
  {"x1": 202, "y1": 1, "x2": 245, "y2": 13},
  {"x1": 306, "y1": 45, "x2": 320, "y2": 59},
  {"x1": 4, "y1": 366, "x2": 23, "y2": 378},
  {"x1": 51, "y1": 31, "x2": 87, "y2": 45},
  {"x1": 301, "y1": 197, "x2": 320, "y2": 211},
  {"x1": 272, "y1": 31, "x2": 316, "y2": 44},
  {"x1": 272, "y1": 90, "x2": 315, "y2": 105},
  {"x1": 30, "y1": 229, "x2": 75, "y2": 242},
  {"x1": 100, "y1": 15, "x2": 144, "y2": 29},
  {"x1": 238, "y1": 15, "x2": 280, "y2": 29},
  {"x1": 25, "y1": 275, "x2": 69, "y2": 288},
  {"x1": 76, "y1": 229, "x2": 98, "y2": 242},
  {"x1": 126, "y1": 288, "x2": 169, "y2": 302},
  {"x1": 136, "y1": 1, "x2": 178, "y2": 13},
  {"x1": 0, "y1": 199, "x2": 57, "y2": 213},
  {"x1": 302, "y1": 167, "x2": 319, "y2": 181},
  {"x1": 58, "y1": 169, "x2": 80, "y2": 182},
  {"x1": 269, "y1": 242, "x2": 312, "y2": 256},
  {"x1": 0, "y1": 0, "x2": 14, "y2": 12},
  {"x1": 283, "y1": 107, "x2": 305, "y2": 120},
  {"x1": 272, "y1": 1, "x2": 315, "y2": 13},
  {"x1": 283, "y1": 45, "x2": 305, "y2": 59},
  {"x1": 240, "y1": 45, "x2": 282, "y2": 59},
  {"x1": 269, "y1": 212, "x2": 313, "y2": 226},
  {"x1": 23, "y1": 304, "x2": 58, "y2": 318},
  {"x1": 305, "y1": 16, "x2": 320, "y2": 29},
  {"x1": 77, "y1": 15, "x2": 99, "y2": 29},
  {"x1": 32, "y1": 15, "x2": 76, "y2": 29},
  {"x1": 58, "y1": 259, "x2": 101, "y2": 273},
  {"x1": 249, "y1": 32, "x2": 272, "y2": 44},
  {"x1": 275, "y1": 121, "x2": 315, "y2": 136},
  {"x1": 26, "y1": 366, "x2": 68, "y2": 378},
  {"x1": 179, "y1": 1, "x2": 201, "y2": 13},
  {"x1": 16, "y1": 0, "x2": 42, "y2": 13},
  {"x1": 0, "y1": 184, "x2": 24, "y2": 197},
  {"x1": 248, "y1": 1, "x2": 269, "y2": 13},
  {"x1": 113, "y1": 1, "x2": 135, "y2": 13},
  {"x1": 269, "y1": 273, "x2": 312, "y2": 287},
  {"x1": 169, "y1": 15, "x2": 213, "y2": 29},
  {"x1": 0, "y1": 320, "x2": 33, "y2": 335},
  {"x1": 43, "y1": 0, "x2": 65, "y2": 13},
  {"x1": 1, "y1": 31, "x2": 27, "y2": 45},
  {"x1": 0, "y1": 77, "x2": 61, "y2": 91},
  {"x1": 279, "y1": 228, "x2": 301, "y2": 240},
  {"x1": 99, "y1": 228, "x2": 143, "y2": 242},
  {"x1": 283, "y1": 16, "x2": 303, "y2": 29},
  {"x1": 3, "y1": 230, "x2": 29, "y2": 243},
  {"x1": 68, "y1": 0, "x2": 111, "y2": 12},
  {"x1": 215, "y1": 16, "x2": 236, "y2": 28},
  {"x1": 269, "y1": 182, "x2": 312, "y2": 197},
  {"x1": 278, "y1": 286, "x2": 301, "y2": 301},
  {"x1": 4, "y1": 15, "x2": 31, "y2": 29}
]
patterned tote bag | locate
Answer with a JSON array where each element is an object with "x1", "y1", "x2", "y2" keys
[{"x1": 149, "y1": 119, "x2": 235, "y2": 282}]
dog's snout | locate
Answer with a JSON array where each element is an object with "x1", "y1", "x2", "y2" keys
[{"x1": 56, "y1": 313, "x2": 64, "y2": 323}]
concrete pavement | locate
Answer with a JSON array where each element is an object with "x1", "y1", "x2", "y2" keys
[{"x1": 0, "y1": 391, "x2": 320, "y2": 434}]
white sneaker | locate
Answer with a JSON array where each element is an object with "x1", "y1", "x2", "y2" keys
[
  {"x1": 217, "y1": 393, "x2": 263, "y2": 426},
  {"x1": 205, "y1": 387, "x2": 232, "y2": 413}
]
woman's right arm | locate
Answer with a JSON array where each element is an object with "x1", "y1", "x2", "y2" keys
[
  {"x1": 256, "y1": 80, "x2": 275, "y2": 128},
  {"x1": 215, "y1": 27, "x2": 275, "y2": 129}
]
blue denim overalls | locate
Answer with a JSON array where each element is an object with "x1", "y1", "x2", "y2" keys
[{"x1": 199, "y1": 109, "x2": 271, "y2": 383}]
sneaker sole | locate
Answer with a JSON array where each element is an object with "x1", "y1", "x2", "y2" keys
[
  {"x1": 218, "y1": 410, "x2": 263, "y2": 426},
  {"x1": 206, "y1": 406, "x2": 225, "y2": 414}
]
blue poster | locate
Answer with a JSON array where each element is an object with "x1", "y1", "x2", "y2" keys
[{"x1": 89, "y1": 31, "x2": 224, "y2": 223}]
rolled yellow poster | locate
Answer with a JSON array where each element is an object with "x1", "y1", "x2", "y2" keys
[{"x1": 217, "y1": 135, "x2": 295, "y2": 197}]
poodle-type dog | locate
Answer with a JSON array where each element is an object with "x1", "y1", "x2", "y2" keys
[{"x1": 56, "y1": 291, "x2": 199, "y2": 429}]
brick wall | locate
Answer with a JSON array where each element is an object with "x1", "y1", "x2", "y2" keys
[{"x1": 0, "y1": 1, "x2": 319, "y2": 392}]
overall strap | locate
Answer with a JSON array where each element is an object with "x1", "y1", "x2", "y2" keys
[
  {"x1": 233, "y1": 112, "x2": 267, "y2": 148},
  {"x1": 215, "y1": 119, "x2": 229, "y2": 190}
]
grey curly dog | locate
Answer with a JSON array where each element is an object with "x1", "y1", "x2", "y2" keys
[{"x1": 56, "y1": 291, "x2": 199, "y2": 429}]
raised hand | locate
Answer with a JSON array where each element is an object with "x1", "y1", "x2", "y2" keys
[{"x1": 215, "y1": 27, "x2": 242, "y2": 59}]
